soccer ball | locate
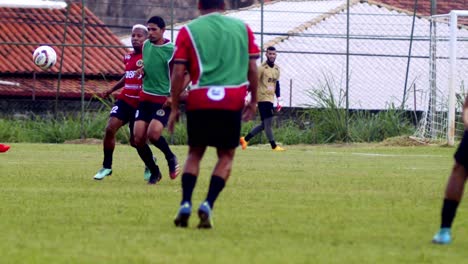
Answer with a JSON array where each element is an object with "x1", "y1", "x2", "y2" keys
[{"x1": 33, "y1": 46, "x2": 57, "y2": 70}]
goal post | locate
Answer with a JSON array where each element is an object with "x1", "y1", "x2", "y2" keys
[
  {"x1": 447, "y1": 10, "x2": 468, "y2": 145},
  {"x1": 414, "y1": 10, "x2": 468, "y2": 145}
]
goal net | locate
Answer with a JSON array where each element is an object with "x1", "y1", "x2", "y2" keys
[{"x1": 414, "y1": 10, "x2": 468, "y2": 145}]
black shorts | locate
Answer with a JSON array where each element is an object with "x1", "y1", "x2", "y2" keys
[
  {"x1": 186, "y1": 110, "x2": 242, "y2": 149},
  {"x1": 109, "y1": 100, "x2": 136, "y2": 126},
  {"x1": 455, "y1": 131, "x2": 468, "y2": 169},
  {"x1": 135, "y1": 101, "x2": 171, "y2": 126},
  {"x1": 258, "y1": 101, "x2": 274, "y2": 121}
]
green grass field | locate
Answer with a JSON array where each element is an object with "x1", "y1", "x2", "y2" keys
[{"x1": 1, "y1": 143, "x2": 467, "y2": 263}]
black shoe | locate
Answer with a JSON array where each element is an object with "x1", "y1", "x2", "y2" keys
[{"x1": 148, "y1": 171, "x2": 162, "y2": 185}]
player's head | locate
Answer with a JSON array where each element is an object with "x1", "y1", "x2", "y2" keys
[
  {"x1": 198, "y1": 0, "x2": 225, "y2": 11},
  {"x1": 131, "y1": 24, "x2": 148, "y2": 52},
  {"x1": 266, "y1": 46, "x2": 277, "y2": 64},
  {"x1": 147, "y1": 16, "x2": 166, "y2": 44}
]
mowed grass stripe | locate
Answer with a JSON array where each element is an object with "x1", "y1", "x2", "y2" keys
[{"x1": 0, "y1": 143, "x2": 465, "y2": 263}]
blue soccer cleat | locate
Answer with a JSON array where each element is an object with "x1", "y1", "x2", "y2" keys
[
  {"x1": 174, "y1": 202, "x2": 192, "y2": 228},
  {"x1": 93, "y1": 168, "x2": 112, "y2": 180},
  {"x1": 432, "y1": 228, "x2": 452, "y2": 245},
  {"x1": 197, "y1": 201, "x2": 214, "y2": 229}
]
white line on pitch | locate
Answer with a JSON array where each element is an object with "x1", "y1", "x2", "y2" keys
[{"x1": 323, "y1": 152, "x2": 444, "y2": 158}]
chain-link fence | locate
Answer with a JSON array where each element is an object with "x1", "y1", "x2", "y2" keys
[{"x1": 1, "y1": 0, "x2": 467, "y2": 140}]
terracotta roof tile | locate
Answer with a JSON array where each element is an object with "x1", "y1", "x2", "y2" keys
[
  {"x1": 0, "y1": 76, "x2": 118, "y2": 99},
  {"x1": 373, "y1": 0, "x2": 468, "y2": 24},
  {"x1": 0, "y1": 3, "x2": 127, "y2": 76}
]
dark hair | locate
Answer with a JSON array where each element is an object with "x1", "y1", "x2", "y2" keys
[
  {"x1": 199, "y1": 0, "x2": 225, "y2": 9},
  {"x1": 147, "y1": 16, "x2": 166, "y2": 29},
  {"x1": 266, "y1": 46, "x2": 276, "y2": 52}
]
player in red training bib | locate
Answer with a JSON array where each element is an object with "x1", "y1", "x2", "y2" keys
[{"x1": 93, "y1": 24, "x2": 156, "y2": 181}]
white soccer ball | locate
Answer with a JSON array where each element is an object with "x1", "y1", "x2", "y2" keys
[{"x1": 33, "y1": 46, "x2": 57, "y2": 70}]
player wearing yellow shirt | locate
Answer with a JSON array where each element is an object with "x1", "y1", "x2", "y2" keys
[{"x1": 240, "y1": 46, "x2": 285, "y2": 151}]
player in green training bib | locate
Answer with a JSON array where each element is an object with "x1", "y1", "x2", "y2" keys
[
  {"x1": 169, "y1": 0, "x2": 260, "y2": 229},
  {"x1": 133, "y1": 16, "x2": 180, "y2": 185}
]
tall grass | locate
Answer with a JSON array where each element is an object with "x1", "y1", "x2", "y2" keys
[
  {"x1": 0, "y1": 113, "x2": 109, "y2": 143},
  {"x1": 245, "y1": 77, "x2": 415, "y2": 145},
  {"x1": 1, "y1": 79, "x2": 415, "y2": 144}
]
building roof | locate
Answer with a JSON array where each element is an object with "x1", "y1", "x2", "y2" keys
[
  {"x1": 371, "y1": 0, "x2": 468, "y2": 25},
  {"x1": 121, "y1": 0, "x2": 349, "y2": 48},
  {"x1": 120, "y1": 0, "x2": 468, "y2": 110},
  {"x1": 276, "y1": 1, "x2": 468, "y2": 110},
  {"x1": 0, "y1": 2, "x2": 126, "y2": 99},
  {"x1": 374, "y1": 0, "x2": 467, "y2": 17},
  {"x1": 0, "y1": 2, "x2": 127, "y2": 76},
  {"x1": 0, "y1": 76, "x2": 113, "y2": 99}
]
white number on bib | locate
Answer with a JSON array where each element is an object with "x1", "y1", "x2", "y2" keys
[{"x1": 110, "y1": 106, "x2": 118, "y2": 114}]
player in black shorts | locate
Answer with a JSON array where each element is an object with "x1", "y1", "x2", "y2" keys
[
  {"x1": 168, "y1": 0, "x2": 260, "y2": 228},
  {"x1": 93, "y1": 25, "x2": 153, "y2": 181},
  {"x1": 240, "y1": 46, "x2": 285, "y2": 151},
  {"x1": 432, "y1": 95, "x2": 468, "y2": 244}
]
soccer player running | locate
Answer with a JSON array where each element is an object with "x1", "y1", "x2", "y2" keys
[
  {"x1": 93, "y1": 24, "x2": 155, "y2": 180},
  {"x1": 168, "y1": 0, "x2": 259, "y2": 228},
  {"x1": 133, "y1": 16, "x2": 180, "y2": 185},
  {"x1": 432, "y1": 95, "x2": 468, "y2": 244},
  {"x1": 240, "y1": 46, "x2": 285, "y2": 151}
]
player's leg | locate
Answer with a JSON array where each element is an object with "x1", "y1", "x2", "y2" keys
[
  {"x1": 433, "y1": 131, "x2": 468, "y2": 244},
  {"x1": 241, "y1": 102, "x2": 267, "y2": 150},
  {"x1": 129, "y1": 115, "x2": 154, "y2": 181},
  {"x1": 174, "y1": 145, "x2": 206, "y2": 227},
  {"x1": 197, "y1": 147, "x2": 236, "y2": 229},
  {"x1": 263, "y1": 116, "x2": 284, "y2": 151},
  {"x1": 174, "y1": 109, "x2": 208, "y2": 228},
  {"x1": 134, "y1": 102, "x2": 161, "y2": 184},
  {"x1": 94, "y1": 101, "x2": 126, "y2": 180},
  {"x1": 261, "y1": 102, "x2": 284, "y2": 151},
  {"x1": 433, "y1": 163, "x2": 468, "y2": 244},
  {"x1": 197, "y1": 110, "x2": 241, "y2": 229},
  {"x1": 147, "y1": 105, "x2": 180, "y2": 180},
  {"x1": 242, "y1": 123, "x2": 263, "y2": 148},
  {"x1": 103, "y1": 117, "x2": 125, "y2": 166}
]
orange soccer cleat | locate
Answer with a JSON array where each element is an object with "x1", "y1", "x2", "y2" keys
[
  {"x1": 272, "y1": 146, "x2": 286, "y2": 152},
  {"x1": 240, "y1": 137, "x2": 248, "y2": 150}
]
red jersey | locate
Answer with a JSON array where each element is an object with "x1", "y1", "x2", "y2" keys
[
  {"x1": 173, "y1": 14, "x2": 260, "y2": 111},
  {"x1": 118, "y1": 52, "x2": 143, "y2": 108}
]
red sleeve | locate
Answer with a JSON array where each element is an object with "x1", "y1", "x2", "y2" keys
[
  {"x1": 174, "y1": 26, "x2": 192, "y2": 62},
  {"x1": 246, "y1": 25, "x2": 260, "y2": 59}
]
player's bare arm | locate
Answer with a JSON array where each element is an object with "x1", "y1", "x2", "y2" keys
[
  {"x1": 168, "y1": 62, "x2": 187, "y2": 133},
  {"x1": 243, "y1": 59, "x2": 258, "y2": 121},
  {"x1": 103, "y1": 75, "x2": 125, "y2": 98}
]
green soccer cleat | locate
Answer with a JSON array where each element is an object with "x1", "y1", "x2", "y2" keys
[
  {"x1": 432, "y1": 228, "x2": 452, "y2": 245},
  {"x1": 93, "y1": 168, "x2": 112, "y2": 180},
  {"x1": 144, "y1": 157, "x2": 157, "y2": 181},
  {"x1": 174, "y1": 202, "x2": 192, "y2": 228},
  {"x1": 197, "y1": 201, "x2": 214, "y2": 229},
  {"x1": 144, "y1": 167, "x2": 151, "y2": 181}
]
